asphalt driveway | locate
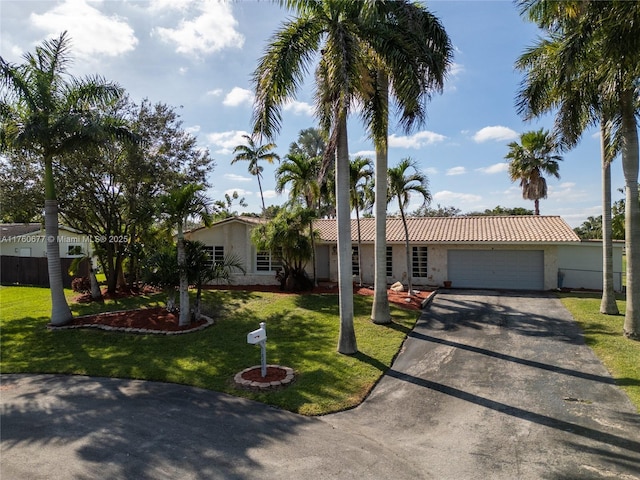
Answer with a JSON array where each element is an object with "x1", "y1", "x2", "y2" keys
[{"x1": 2, "y1": 290, "x2": 640, "y2": 479}]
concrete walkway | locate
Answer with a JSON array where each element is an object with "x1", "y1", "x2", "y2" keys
[{"x1": 2, "y1": 290, "x2": 640, "y2": 479}]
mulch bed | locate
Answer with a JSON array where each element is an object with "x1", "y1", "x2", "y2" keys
[{"x1": 63, "y1": 284, "x2": 433, "y2": 334}]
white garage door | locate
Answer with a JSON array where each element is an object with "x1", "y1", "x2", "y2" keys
[{"x1": 447, "y1": 250, "x2": 544, "y2": 290}]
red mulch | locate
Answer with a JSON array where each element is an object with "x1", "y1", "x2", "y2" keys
[
  {"x1": 241, "y1": 366, "x2": 287, "y2": 382},
  {"x1": 68, "y1": 284, "x2": 432, "y2": 333},
  {"x1": 66, "y1": 306, "x2": 208, "y2": 332}
]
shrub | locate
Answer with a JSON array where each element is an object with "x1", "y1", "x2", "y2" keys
[{"x1": 71, "y1": 276, "x2": 91, "y2": 293}]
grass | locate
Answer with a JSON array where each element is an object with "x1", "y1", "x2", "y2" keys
[
  {"x1": 558, "y1": 291, "x2": 640, "y2": 411},
  {"x1": 0, "y1": 285, "x2": 417, "y2": 415}
]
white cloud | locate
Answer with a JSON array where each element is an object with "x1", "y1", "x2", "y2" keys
[
  {"x1": 283, "y1": 99, "x2": 314, "y2": 116},
  {"x1": 206, "y1": 88, "x2": 223, "y2": 97},
  {"x1": 477, "y1": 162, "x2": 509, "y2": 174},
  {"x1": 351, "y1": 150, "x2": 376, "y2": 158},
  {"x1": 224, "y1": 173, "x2": 252, "y2": 183},
  {"x1": 446, "y1": 166, "x2": 466, "y2": 176},
  {"x1": 223, "y1": 87, "x2": 254, "y2": 107},
  {"x1": 263, "y1": 190, "x2": 280, "y2": 199},
  {"x1": 30, "y1": 0, "x2": 138, "y2": 60},
  {"x1": 423, "y1": 167, "x2": 439, "y2": 175},
  {"x1": 448, "y1": 62, "x2": 464, "y2": 77},
  {"x1": 559, "y1": 182, "x2": 576, "y2": 189},
  {"x1": 389, "y1": 130, "x2": 446, "y2": 149},
  {"x1": 185, "y1": 125, "x2": 200, "y2": 134},
  {"x1": 178, "y1": 67, "x2": 188, "y2": 75},
  {"x1": 473, "y1": 126, "x2": 518, "y2": 143},
  {"x1": 153, "y1": 1, "x2": 244, "y2": 57},
  {"x1": 148, "y1": 0, "x2": 193, "y2": 12},
  {"x1": 206, "y1": 130, "x2": 249, "y2": 154},
  {"x1": 433, "y1": 190, "x2": 482, "y2": 203}
]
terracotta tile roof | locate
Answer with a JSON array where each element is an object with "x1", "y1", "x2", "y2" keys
[{"x1": 313, "y1": 216, "x2": 580, "y2": 244}]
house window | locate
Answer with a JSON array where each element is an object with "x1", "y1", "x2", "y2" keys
[
  {"x1": 352, "y1": 246, "x2": 359, "y2": 276},
  {"x1": 256, "y1": 249, "x2": 282, "y2": 272},
  {"x1": 412, "y1": 246, "x2": 428, "y2": 277},
  {"x1": 202, "y1": 245, "x2": 224, "y2": 267},
  {"x1": 67, "y1": 245, "x2": 83, "y2": 256},
  {"x1": 386, "y1": 246, "x2": 393, "y2": 277}
]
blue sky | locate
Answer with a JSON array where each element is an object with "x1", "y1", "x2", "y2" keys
[{"x1": 1, "y1": 0, "x2": 626, "y2": 227}]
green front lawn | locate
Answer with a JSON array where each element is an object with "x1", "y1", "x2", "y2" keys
[
  {"x1": 0, "y1": 286, "x2": 417, "y2": 415},
  {"x1": 559, "y1": 292, "x2": 640, "y2": 411}
]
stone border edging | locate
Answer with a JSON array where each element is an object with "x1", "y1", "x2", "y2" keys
[
  {"x1": 47, "y1": 312, "x2": 215, "y2": 335},
  {"x1": 234, "y1": 365, "x2": 295, "y2": 390}
]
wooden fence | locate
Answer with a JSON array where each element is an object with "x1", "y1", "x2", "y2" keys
[{"x1": 1, "y1": 256, "x2": 89, "y2": 288}]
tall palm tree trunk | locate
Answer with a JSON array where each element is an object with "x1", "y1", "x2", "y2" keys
[
  {"x1": 257, "y1": 174, "x2": 266, "y2": 214},
  {"x1": 336, "y1": 114, "x2": 357, "y2": 354},
  {"x1": 400, "y1": 201, "x2": 413, "y2": 296},
  {"x1": 600, "y1": 121, "x2": 619, "y2": 315},
  {"x1": 355, "y1": 205, "x2": 363, "y2": 287},
  {"x1": 309, "y1": 221, "x2": 318, "y2": 286},
  {"x1": 177, "y1": 223, "x2": 190, "y2": 326},
  {"x1": 371, "y1": 72, "x2": 391, "y2": 325},
  {"x1": 44, "y1": 157, "x2": 72, "y2": 326},
  {"x1": 45, "y1": 200, "x2": 73, "y2": 325},
  {"x1": 621, "y1": 90, "x2": 640, "y2": 338},
  {"x1": 534, "y1": 198, "x2": 540, "y2": 215}
]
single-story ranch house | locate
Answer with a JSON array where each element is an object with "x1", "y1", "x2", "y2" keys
[
  {"x1": 186, "y1": 215, "x2": 623, "y2": 292},
  {"x1": 0, "y1": 223, "x2": 91, "y2": 287}
]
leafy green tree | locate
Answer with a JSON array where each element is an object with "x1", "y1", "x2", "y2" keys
[
  {"x1": 506, "y1": 129, "x2": 562, "y2": 215},
  {"x1": 251, "y1": 206, "x2": 314, "y2": 292},
  {"x1": 56, "y1": 98, "x2": 214, "y2": 293},
  {"x1": 213, "y1": 191, "x2": 248, "y2": 220},
  {"x1": 466, "y1": 206, "x2": 534, "y2": 216},
  {"x1": 411, "y1": 204, "x2": 461, "y2": 217},
  {"x1": 232, "y1": 134, "x2": 280, "y2": 214},
  {"x1": 159, "y1": 184, "x2": 213, "y2": 326},
  {"x1": 0, "y1": 32, "x2": 128, "y2": 326},
  {"x1": 0, "y1": 152, "x2": 44, "y2": 223},
  {"x1": 350, "y1": 156, "x2": 374, "y2": 286},
  {"x1": 574, "y1": 216, "x2": 603, "y2": 240},
  {"x1": 387, "y1": 158, "x2": 431, "y2": 296}
]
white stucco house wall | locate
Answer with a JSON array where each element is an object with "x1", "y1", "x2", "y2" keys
[
  {"x1": 0, "y1": 223, "x2": 91, "y2": 259},
  {"x1": 185, "y1": 215, "x2": 623, "y2": 292},
  {"x1": 1, "y1": 223, "x2": 93, "y2": 286}
]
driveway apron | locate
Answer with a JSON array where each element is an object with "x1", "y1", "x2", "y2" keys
[
  {"x1": 327, "y1": 290, "x2": 640, "y2": 479},
  {"x1": 2, "y1": 290, "x2": 640, "y2": 479}
]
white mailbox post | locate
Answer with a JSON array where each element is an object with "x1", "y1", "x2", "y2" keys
[{"x1": 247, "y1": 322, "x2": 267, "y2": 377}]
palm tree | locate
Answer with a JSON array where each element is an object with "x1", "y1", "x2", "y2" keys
[
  {"x1": 357, "y1": 3, "x2": 452, "y2": 325},
  {"x1": 160, "y1": 184, "x2": 213, "y2": 326},
  {"x1": 232, "y1": 134, "x2": 280, "y2": 214},
  {"x1": 276, "y1": 151, "x2": 321, "y2": 284},
  {"x1": 252, "y1": 0, "x2": 450, "y2": 354},
  {"x1": 505, "y1": 129, "x2": 562, "y2": 215},
  {"x1": 349, "y1": 156, "x2": 374, "y2": 286},
  {"x1": 387, "y1": 158, "x2": 431, "y2": 297},
  {"x1": 185, "y1": 240, "x2": 245, "y2": 320},
  {"x1": 0, "y1": 32, "x2": 126, "y2": 326},
  {"x1": 516, "y1": 1, "x2": 633, "y2": 319}
]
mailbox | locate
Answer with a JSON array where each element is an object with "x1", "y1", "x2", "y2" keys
[{"x1": 247, "y1": 323, "x2": 266, "y2": 344}]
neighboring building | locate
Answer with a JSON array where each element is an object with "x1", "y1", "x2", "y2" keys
[
  {"x1": 1, "y1": 223, "x2": 92, "y2": 287},
  {"x1": 186, "y1": 215, "x2": 623, "y2": 292}
]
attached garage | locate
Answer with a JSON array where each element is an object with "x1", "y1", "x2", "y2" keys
[{"x1": 448, "y1": 249, "x2": 544, "y2": 290}]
